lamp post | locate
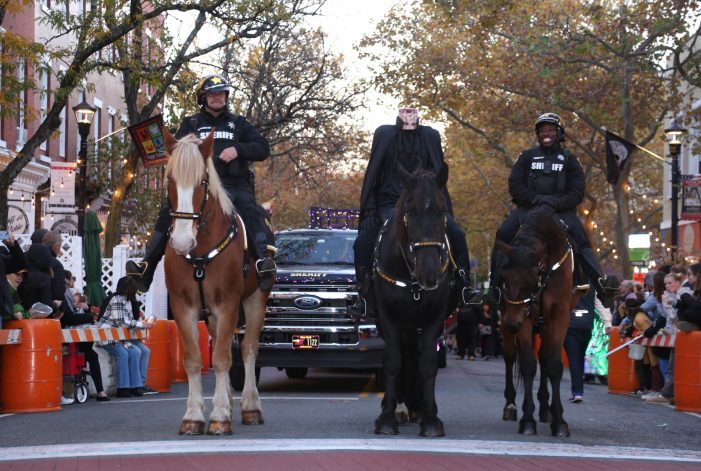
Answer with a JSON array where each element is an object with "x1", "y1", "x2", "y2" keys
[
  {"x1": 664, "y1": 119, "x2": 688, "y2": 262},
  {"x1": 72, "y1": 99, "x2": 96, "y2": 237}
]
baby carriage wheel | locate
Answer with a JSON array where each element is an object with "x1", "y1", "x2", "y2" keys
[{"x1": 75, "y1": 381, "x2": 89, "y2": 404}]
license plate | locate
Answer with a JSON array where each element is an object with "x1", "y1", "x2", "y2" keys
[{"x1": 292, "y1": 334, "x2": 320, "y2": 349}]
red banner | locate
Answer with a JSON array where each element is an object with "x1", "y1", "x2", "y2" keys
[{"x1": 127, "y1": 114, "x2": 168, "y2": 167}]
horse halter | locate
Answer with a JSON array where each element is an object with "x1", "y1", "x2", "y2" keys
[
  {"x1": 502, "y1": 243, "x2": 572, "y2": 318},
  {"x1": 169, "y1": 177, "x2": 211, "y2": 230}
]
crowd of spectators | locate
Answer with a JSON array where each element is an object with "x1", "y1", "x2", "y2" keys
[
  {"x1": 614, "y1": 263, "x2": 700, "y2": 405},
  {"x1": 1, "y1": 229, "x2": 156, "y2": 402}
]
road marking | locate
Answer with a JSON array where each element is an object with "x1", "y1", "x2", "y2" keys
[
  {"x1": 72, "y1": 395, "x2": 362, "y2": 404},
  {"x1": 1, "y1": 439, "x2": 700, "y2": 462}
]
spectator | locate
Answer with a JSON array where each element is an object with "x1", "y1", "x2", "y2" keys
[
  {"x1": 643, "y1": 272, "x2": 689, "y2": 404},
  {"x1": 479, "y1": 303, "x2": 499, "y2": 359},
  {"x1": 60, "y1": 270, "x2": 110, "y2": 401},
  {"x1": 455, "y1": 304, "x2": 479, "y2": 360},
  {"x1": 43, "y1": 230, "x2": 67, "y2": 307},
  {"x1": 20, "y1": 243, "x2": 61, "y2": 317},
  {"x1": 5, "y1": 270, "x2": 29, "y2": 320},
  {"x1": 612, "y1": 279, "x2": 636, "y2": 326},
  {"x1": 675, "y1": 262, "x2": 701, "y2": 332},
  {"x1": 96, "y1": 276, "x2": 155, "y2": 398},
  {"x1": 639, "y1": 271, "x2": 669, "y2": 386},
  {"x1": 1, "y1": 232, "x2": 27, "y2": 326},
  {"x1": 564, "y1": 286, "x2": 612, "y2": 403}
]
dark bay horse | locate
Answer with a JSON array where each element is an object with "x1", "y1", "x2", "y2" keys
[
  {"x1": 373, "y1": 163, "x2": 456, "y2": 437},
  {"x1": 496, "y1": 209, "x2": 578, "y2": 437},
  {"x1": 164, "y1": 131, "x2": 269, "y2": 435}
]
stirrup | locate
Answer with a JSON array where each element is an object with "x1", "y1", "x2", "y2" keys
[
  {"x1": 461, "y1": 288, "x2": 482, "y2": 305},
  {"x1": 349, "y1": 298, "x2": 366, "y2": 317},
  {"x1": 575, "y1": 283, "x2": 590, "y2": 294},
  {"x1": 255, "y1": 258, "x2": 276, "y2": 275}
]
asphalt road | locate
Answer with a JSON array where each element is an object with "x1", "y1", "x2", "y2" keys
[{"x1": 1, "y1": 354, "x2": 699, "y2": 453}]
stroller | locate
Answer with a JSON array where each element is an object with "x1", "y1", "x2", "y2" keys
[{"x1": 62, "y1": 343, "x2": 91, "y2": 403}]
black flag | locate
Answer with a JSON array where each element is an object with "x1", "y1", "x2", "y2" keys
[{"x1": 605, "y1": 130, "x2": 637, "y2": 185}]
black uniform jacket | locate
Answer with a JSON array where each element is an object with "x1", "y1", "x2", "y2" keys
[
  {"x1": 177, "y1": 109, "x2": 270, "y2": 188},
  {"x1": 358, "y1": 124, "x2": 453, "y2": 224},
  {"x1": 508, "y1": 144, "x2": 584, "y2": 212}
]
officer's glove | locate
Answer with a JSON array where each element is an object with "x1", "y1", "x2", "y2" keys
[
  {"x1": 359, "y1": 215, "x2": 380, "y2": 231},
  {"x1": 533, "y1": 195, "x2": 557, "y2": 214}
]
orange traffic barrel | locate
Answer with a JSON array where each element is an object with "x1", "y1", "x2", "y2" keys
[
  {"x1": 607, "y1": 333, "x2": 639, "y2": 394},
  {"x1": 168, "y1": 320, "x2": 188, "y2": 383},
  {"x1": 198, "y1": 321, "x2": 210, "y2": 374},
  {"x1": 143, "y1": 319, "x2": 171, "y2": 392},
  {"x1": 674, "y1": 331, "x2": 701, "y2": 413},
  {"x1": 1, "y1": 319, "x2": 62, "y2": 413}
]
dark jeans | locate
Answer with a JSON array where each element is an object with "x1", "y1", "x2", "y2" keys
[
  {"x1": 564, "y1": 327, "x2": 592, "y2": 396},
  {"x1": 456, "y1": 322, "x2": 478, "y2": 357}
]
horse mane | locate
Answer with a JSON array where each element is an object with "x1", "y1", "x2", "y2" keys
[
  {"x1": 510, "y1": 209, "x2": 567, "y2": 265},
  {"x1": 393, "y1": 168, "x2": 447, "y2": 239},
  {"x1": 165, "y1": 134, "x2": 234, "y2": 217}
]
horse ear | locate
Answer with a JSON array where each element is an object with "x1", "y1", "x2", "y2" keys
[
  {"x1": 163, "y1": 127, "x2": 178, "y2": 155},
  {"x1": 395, "y1": 160, "x2": 413, "y2": 189},
  {"x1": 198, "y1": 131, "x2": 215, "y2": 160},
  {"x1": 436, "y1": 163, "x2": 448, "y2": 188}
]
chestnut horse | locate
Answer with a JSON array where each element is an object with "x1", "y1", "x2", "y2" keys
[
  {"x1": 495, "y1": 209, "x2": 578, "y2": 437},
  {"x1": 163, "y1": 131, "x2": 269, "y2": 435},
  {"x1": 373, "y1": 163, "x2": 456, "y2": 437}
]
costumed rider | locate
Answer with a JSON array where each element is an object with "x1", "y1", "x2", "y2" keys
[
  {"x1": 126, "y1": 74, "x2": 276, "y2": 290},
  {"x1": 350, "y1": 107, "x2": 478, "y2": 316},
  {"x1": 487, "y1": 112, "x2": 613, "y2": 303}
]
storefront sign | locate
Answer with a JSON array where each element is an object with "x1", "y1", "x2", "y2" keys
[
  {"x1": 48, "y1": 162, "x2": 77, "y2": 212},
  {"x1": 7, "y1": 204, "x2": 29, "y2": 234},
  {"x1": 50, "y1": 216, "x2": 78, "y2": 235},
  {"x1": 681, "y1": 175, "x2": 701, "y2": 220}
]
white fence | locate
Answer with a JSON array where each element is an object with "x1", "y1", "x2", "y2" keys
[{"x1": 16, "y1": 234, "x2": 169, "y2": 319}]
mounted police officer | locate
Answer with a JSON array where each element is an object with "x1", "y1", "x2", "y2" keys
[
  {"x1": 350, "y1": 107, "x2": 478, "y2": 316},
  {"x1": 127, "y1": 74, "x2": 276, "y2": 291},
  {"x1": 488, "y1": 112, "x2": 611, "y2": 303}
]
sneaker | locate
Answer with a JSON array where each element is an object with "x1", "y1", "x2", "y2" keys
[
  {"x1": 640, "y1": 391, "x2": 658, "y2": 401},
  {"x1": 569, "y1": 395, "x2": 583, "y2": 403},
  {"x1": 645, "y1": 393, "x2": 671, "y2": 404},
  {"x1": 116, "y1": 388, "x2": 133, "y2": 398},
  {"x1": 130, "y1": 388, "x2": 144, "y2": 397},
  {"x1": 677, "y1": 321, "x2": 700, "y2": 332},
  {"x1": 139, "y1": 386, "x2": 159, "y2": 395},
  {"x1": 60, "y1": 395, "x2": 75, "y2": 405}
]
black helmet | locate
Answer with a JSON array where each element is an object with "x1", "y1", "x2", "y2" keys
[
  {"x1": 195, "y1": 74, "x2": 231, "y2": 107},
  {"x1": 535, "y1": 112, "x2": 565, "y2": 140}
]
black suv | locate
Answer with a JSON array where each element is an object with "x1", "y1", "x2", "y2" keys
[{"x1": 230, "y1": 229, "x2": 384, "y2": 390}]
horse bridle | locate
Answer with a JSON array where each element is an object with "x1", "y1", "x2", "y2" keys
[
  {"x1": 374, "y1": 211, "x2": 452, "y2": 301},
  {"x1": 502, "y1": 243, "x2": 572, "y2": 319},
  {"x1": 168, "y1": 175, "x2": 239, "y2": 323}
]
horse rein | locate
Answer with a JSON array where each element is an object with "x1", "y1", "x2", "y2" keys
[
  {"x1": 502, "y1": 243, "x2": 573, "y2": 319},
  {"x1": 374, "y1": 213, "x2": 452, "y2": 301}
]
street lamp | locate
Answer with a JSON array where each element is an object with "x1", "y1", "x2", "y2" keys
[
  {"x1": 664, "y1": 119, "x2": 688, "y2": 261},
  {"x1": 72, "y1": 99, "x2": 96, "y2": 237}
]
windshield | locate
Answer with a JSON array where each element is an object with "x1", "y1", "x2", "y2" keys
[{"x1": 275, "y1": 232, "x2": 356, "y2": 266}]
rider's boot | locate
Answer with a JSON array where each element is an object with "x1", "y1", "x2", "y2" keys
[
  {"x1": 254, "y1": 234, "x2": 276, "y2": 291},
  {"x1": 126, "y1": 231, "x2": 167, "y2": 292},
  {"x1": 482, "y1": 248, "x2": 504, "y2": 305},
  {"x1": 579, "y1": 247, "x2": 618, "y2": 302},
  {"x1": 349, "y1": 265, "x2": 371, "y2": 317}
]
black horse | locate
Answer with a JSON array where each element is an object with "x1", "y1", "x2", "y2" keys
[
  {"x1": 495, "y1": 209, "x2": 579, "y2": 437},
  {"x1": 372, "y1": 163, "x2": 456, "y2": 437}
]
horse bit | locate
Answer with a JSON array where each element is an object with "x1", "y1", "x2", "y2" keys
[
  {"x1": 374, "y1": 212, "x2": 452, "y2": 301},
  {"x1": 502, "y1": 244, "x2": 572, "y2": 320},
  {"x1": 168, "y1": 176, "x2": 239, "y2": 323}
]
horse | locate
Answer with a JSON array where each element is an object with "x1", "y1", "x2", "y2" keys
[
  {"x1": 163, "y1": 130, "x2": 270, "y2": 435},
  {"x1": 372, "y1": 162, "x2": 456, "y2": 437},
  {"x1": 495, "y1": 208, "x2": 578, "y2": 437}
]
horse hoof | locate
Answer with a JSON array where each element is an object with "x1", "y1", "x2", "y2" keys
[
  {"x1": 207, "y1": 420, "x2": 233, "y2": 435},
  {"x1": 539, "y1": 410, "x2": 552, "y2": 423},
  {"x1": 518, "y1": 421, "x2": 537, "y2": 435},
  {"x1": 502, "y1": 406, "x2": 517, "y2": 422},
  {"x1": 242, "y1": 410, "x2": 265, "y2": 425},
  {"x1": 178, "y1": 420, "x2": 205, "y2": 435},
  {"x1": 551, "y1": 422, "x2": 570, "y2": 438},
  {"x1": 419, "y1": 417, "x2": 445, "y2": 437},
  {"x1": 374, "y1": 416, "x2": 399, "y2": 435}
]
